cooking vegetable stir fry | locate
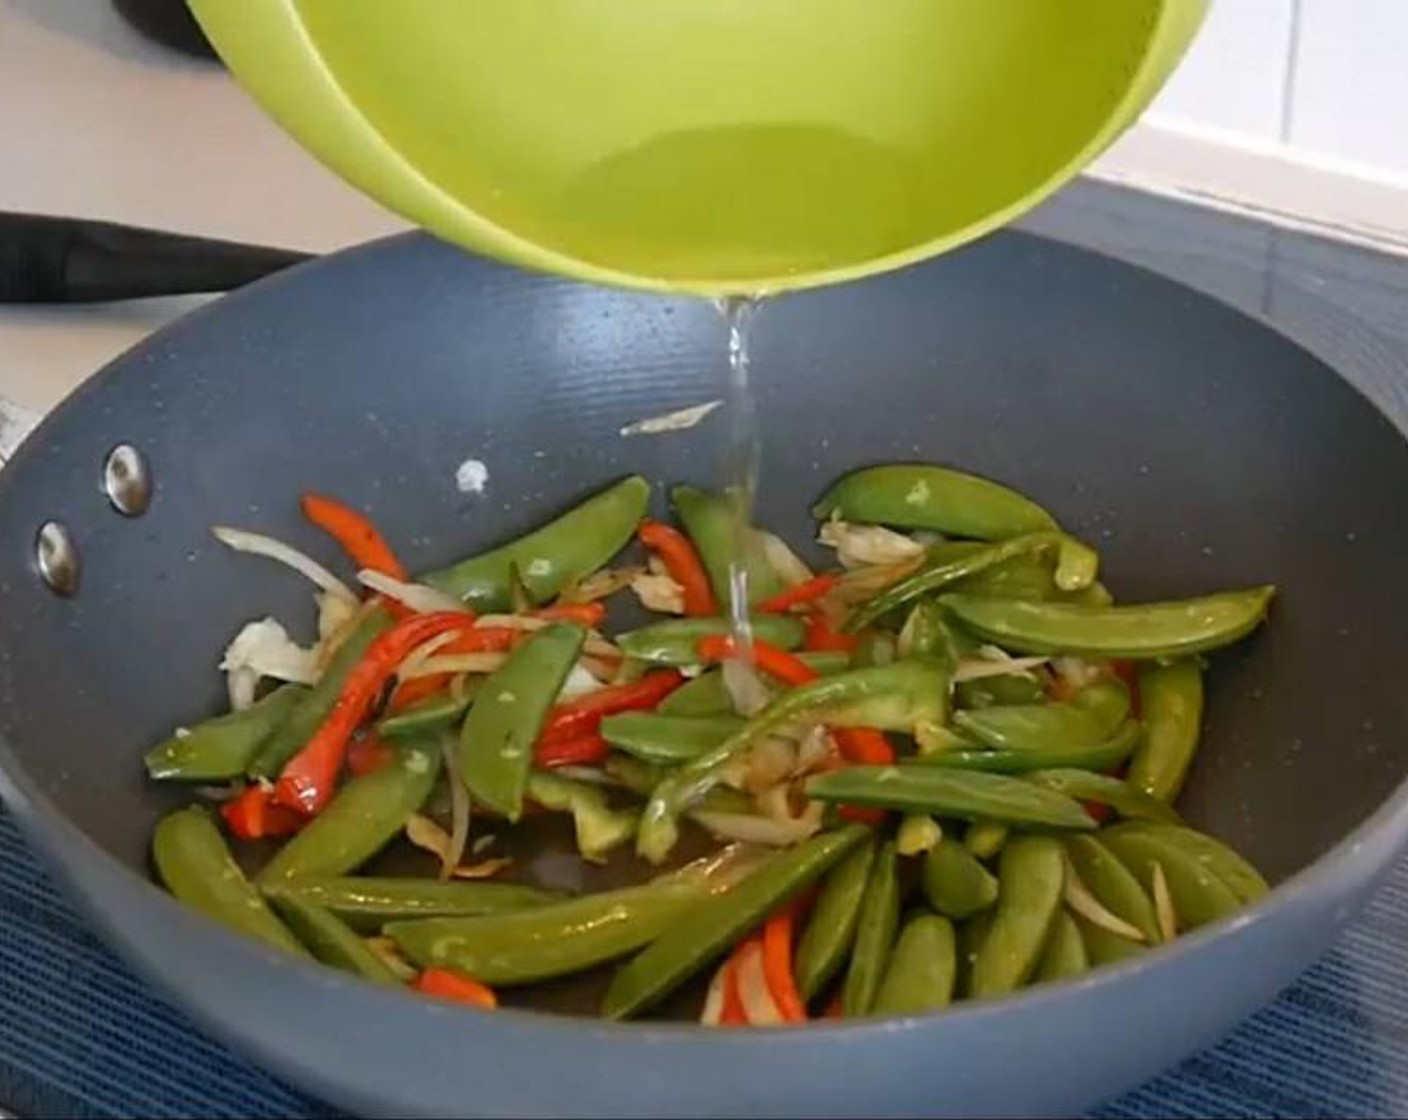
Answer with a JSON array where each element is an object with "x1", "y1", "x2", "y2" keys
[{"x1": 145, "y1": 466, "x2": 1274, "y2": 1022}]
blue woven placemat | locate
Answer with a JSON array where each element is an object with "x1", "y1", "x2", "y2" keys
[{"x1": 3, "y1": 805, "x2": 1406, "y2": 1120}]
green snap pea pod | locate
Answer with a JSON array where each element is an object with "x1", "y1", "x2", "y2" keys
[
  {"x1": 795, "y1": 838, "x2": 877, "y2": 1001},
  {"x1": 964, "y1": 821, "x2": 1009, "y2": 861},
  {"x1": 923, "y1": 836, "x2": 999, "y2": 919},
  {"x1": 617, "y1": 615, "x2": 805, "y2": 666},
  {"x1": 376, "y1": 686, "x2": 475, "y2": 740},
  {"x1": 261, "y1": 876, "x2": 563, "y2": 932},
  {"x1": 672, "y1": 484, "x2": 782, "y2": 607},
  {"x1": 144, "y1": 684, "x2": 307, "y2": 782},
  {"x1": 1100, "y1": 824, "x2": 1242, "y2": 931},
  {"x1": 1072, "y1": 912, "x2": 1147, "y2": 964},
  {"x1": 1128, "y1": 660, "x2": 1204, "y2": 802},
  {"x1": 248, "y1": 607, "x2": 393, "y2": 778},
  {"x1": 847, "y1": 533, "x2": 1098, "y2": 633},
  {"x1": 842, "y1": 841, "x2": 900, "y2": 1017},
  {"x1": 422, "y1": 475, "x2": 649, "y2": 608},
  {"x1": 806, "y1": 766, "x2": 1096, "y2": 831},
  {"x1": 954, "y1": 679, "x2": 1129, "y2": 751},
  {"x1": 941, "y1": 586, "x2": 1276, "y2": 660},
  {"x1": 152, "y1": 806, "x2": 304, "y2": 954},
  {"x1": 525, "y1": 771, "x2": 638, "y2": 862},
  {"x1": 1034, "y1": 910, "x2": 1088, "y2": 983},
  {"x1": 1025, "y1": 770, "x2": 1181, "y2": 824},
  {"x1": 269, "y1": 894, "x2": 400, "y2": 984},
  {"x1": 813, "y1": 464, "x2": 1057, "y2": 540},
  {"x1": 954, "y1": 672, "x2": 1046, "y2": 711},
  {"x1": 605, "y1": 754, "x2": 666, "y2": 796},
  {"x1": 913, "y1": 719, "x2": 1143, "y2": 776},
  {"x1": 603, "y1": 826, "x2": 867, "y2": 1019},
  {"x1": 657, "y1": 652, "x2": 851, "y2": 716},
  {"x1": 969, "y1": 836, "x2": 1066, "y2": 998},
  {"x1": 873, "y1": 913, "x2": 957, "y2": 1015},
  {"x1": 897, "y1": 599, "x2": 954, "y2": 662},
  {"x1": 1111, "y1": 822, "x2": 1268, "y2": 904},
  {"x1": 639, "y1": 660, "x2": 949, "y2": 862},
  {"x1": 1063, "y1": 834, "x2": 1160, "y2": 944},
  {"x1": 458, "y1": 623, "x2": 584, "y2": 819},
  {"x1": 957, "y1": 909, "x2": 994, "y2": 997},
  {"x1": 391, "y1": 851, "x2": 755, "y2": 987},
  {"x1": 258, "y1": 740, "x2": 440, "y2": 885},
  {"x1": 599, "y1": 712, "x2": 744, "y2": 764}
]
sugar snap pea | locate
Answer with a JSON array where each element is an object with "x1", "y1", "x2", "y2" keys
[
  {"x1": 964, "y1": 821, "x2": 1009, "y2": 861},
  {"x1": 525, "y1": 771, "x2": 638, "y2": 862},
  {"x1": 376, "y1": 688, "x2": 474, "y2": 740},
  {"x1": 1034, "y1": 909, "x2": 1088, "y2": 983},
  {"x1": 617, "y1": 615, "x2": 805, "y2": 666},
  {"x1": 897, "y1": 599, "x2": 954, "y2": 662},
  {"x1": 1063, "y1": 834, "x2": 1160, "y2": 943},
  {"x1": 1128, "y1": 660, "x2": 1204, "y2": 802},
  {"x1": 145, "y1": 684, "x2": 308, "y2": 782},
  {"x1": 152, "y1": 806, "x2": 304, "y2": 954},
  {"x1": 458, "y1": 622, "x2": 584, "y2": 819},
  {"x1": 969, "y1": 836, "x2": 1065, "y2": 998},
  {"x1": 603, "y1": 826, "x2": 866, "y2": 1019},
  {"x1": 258, "y1": 740, "x2": 440, "y2": 885},
  {"x1": 795, "y1": 838, "x2": 876, "y2": 1001},
  {"x1": 873, "y1": 913, "x2": 957, "y2": 1015},
  {"x1": 639, "y1": 661, "x2": 949, "y2": 863},
  {"x1": 673, "y1": 484, "x2": 782, "y2": 607},
  {"x1": 842, "y1": 841, "x2": 900, "y2": 1017},
  {"x1": 269, "y1": 894, "x2": 400, "y2": 984},
  {"x1": 599, "y1": 712, "x2": 744, "y2": 764},
  {"x1": 1025, "y1": 770, "x2": 1181, "y2": 824},
  {"x1": 846, "y1": 533, "x2": 1098, "y2": 633},
  {"x1": 248, "y1": 607, "x2": 392, "y2": 778},
  {"x1": 261, "y1": 876, "x2": 562, "y2": 932},
  {"x1": 941, "y1": 586, "x2": 1275, "y2": 659},
  {"x1": 1112, "y1": 822, "x2": 1268, "y2": 904},
  {"x1": 1100, "y1": 825, "x2": 1241, "y2": 930},
  {"x1": 954, "y1": 679, "x2": 1129, "y2": 751},
  {"x1": 806, "y1": 766, "x2": 1096, "y2": 831},
  {"x1": 423, "y1": 475, "x2": 649, "y2": 609},
  {"x1": 813, "y1": 464, "x2": 1057, "y2": 540},
  {"x1": 913, "y1": 719, "x2": 1143, "y2": 776},
  {"x1": 954, "y1": 672, "x2": 1046, "y2": 711},
  {"x1": 923, "y1": 836, "x2": 999, "y2": 919}
]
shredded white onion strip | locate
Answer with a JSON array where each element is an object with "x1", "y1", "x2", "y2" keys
[
  {"x1": 700, "y1": 959, "x2": 730, "y2": 1026},
  {"x1": 693, "y1": 810, "x2": 819, "y2": 847},
  {"x1": 1064, "y1": 864, "x2": 1147, "y2": 942},
  {"x1": 757, "y1": 529, "x2": 814, "y2": 587},
  {"x1": 474, "y1": 614, "x2": 620, "y2": 657},
  {"x1": 357, "y1": 569, "x2": 469, "y2": 614},
  {"x1": 398, "y1": 630, "x2": 468, "y2": 681},
  {"x1": 952, "y1": 656, "x2": 1050, "y2": 683},
  {"x1": 1151, "y1": 861, "x2": 1178, "y2": 942},
  {"x1": 401, "y1": 653, "x2": 509, "y2": 679},
  {"x1": 439, "y1": 735, "x2": 471, "y2": 881},
  {"x1": 212, "y1": 526, "x2": 356, "y2": 603},
  {"x1": 735, "y1": 941, "x2": 784, "y2": 1025}
]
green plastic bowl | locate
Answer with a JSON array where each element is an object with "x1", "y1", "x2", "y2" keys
[{"x1": 191, "y1": 0, "x2": 1205, "y2": 294}]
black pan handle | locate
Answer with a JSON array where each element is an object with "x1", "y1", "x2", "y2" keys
[{"x1": 0, "y1": 213, "x2": 313, "y2": 303}]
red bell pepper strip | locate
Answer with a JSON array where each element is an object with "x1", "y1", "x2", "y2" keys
[
  {"x1": 414, "y1": 968, "x2": 498, "y2": 1008},
  {"x1": 638, "y1": 520, "x2": 716, "y2": 617},
  {"x1": 220, "y1": 785, "x2": 303, "y2": 841},
  {"x1": 538, "y1": 670, "x2": 684, "y2": 743},
  {"x1": 346, "y1": 734, "x2": 396, "y2": 778},
  {"x1": 803, "y1": 612, "x2": 859, "y2": 654},
  {"x1": 300, "y1": 493, "x2": 408, "y2": 581},
  {"x1": 386, "y1": 673, "x2": 452, "y2": 713},
  {"x1": 696, "y1": 635, "x2": 816, "y2": 687},
  {"x1": 534, "y1": 602, "x2": 608, "y2": 627},
  {"x1": 756, "y1": 574, "x2": 839, "y2": 615},
  {"x1": 275, "y1": 611, "x2": 471, "y2": 816},
  {"x1": 761, "y1": 906, "x2": 808, "y2": 1023},
  {"x1": 719, "y1": 940, "x2": 753, "y2": 1026},
  {"x1": 535, "y1": 731, "x2": 611, "y2": 769}
]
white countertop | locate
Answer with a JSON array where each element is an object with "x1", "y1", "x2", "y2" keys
[{"x1": 0, "y1": 0, "x2": 406, "y2": 424}]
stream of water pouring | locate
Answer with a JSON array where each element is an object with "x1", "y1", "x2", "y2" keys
[{"x1": 716, "y1": 294, "x2": 765, "y2": 657}]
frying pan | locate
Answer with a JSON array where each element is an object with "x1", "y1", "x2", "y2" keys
[{"x1": 0, "y1": 228, "x2": 1406, "y2": 1118}]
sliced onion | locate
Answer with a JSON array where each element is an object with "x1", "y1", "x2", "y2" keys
[
  {"x1": 757, "y1": 529, "x2": 814, "y2": 587},
  {"x1": 817, "y1": 519, "x2": 924, "y2": 569},
  {"x1": 398, "y1": 630, "x2": 468, "y2": 680},
  {"x1": 1052, "y1": 655, "x2": 1103, "y2": 691},
  {"x1": 405, "y1": 812, "x2": 509, "y2": 879},
  {"x1": 833, "y1": 557, "x2": 925, "y2": 603},
  {"x1": 743, "y1": 736, "x2": 797, "y2": 793},
  {"x1": 557, "y1": 662, "x2": 606, "y2": 702},
  {"x1": 316, "y1": 589, "x2": 358, "y2": 644},
  {"x1": 1064, "y1": 863, "x2": 1146, "y2": 942},
  {"x1": 952, "y1": 655, "x2": 1049, "y2": 683},
  {"x1": 722, "y1": 657, "x2": 772, "y2": 717},
  {"x1": 558, "y1": 566, "x2": 643, "y2": 605},
  {"x1": 401, "y1": 652, "x2": 509, "y2": 679},
  {"x1": 451, "y1": 857, "x2": 513, "y2": 880},
  {"x1": 700, "y1": 959, "x2": 731, "y2": 1026},
  {"x1": 221, "y1": 617, "x2": 320, "y2": 686},
  {"x1": 693, "y1": 810, "x2": 819, "y2": 847},
  {"x1": 439, "y1": 735, "x2": 471, "y2": 881},
  {"x1": 357, "y1": 569, "x2": 469, "y2": 614},
  {"x1": 212, "y1": 526, "x2": 356, "y2": 603},
  {"x1": 549, "y1": 765, "x2": 616, "y2": 787},
  {"x1": 475, "y1": 614, "x2": 620, "y2": 657},
  {"x1": 193, "y1": 784, "x2": 241, "y2": 802},
  {"x1": 795, "y1": 726, "x2": 836, "y2": 774},
  {"x1": 735, "y1": 941, "x2": 783, "y2": 1025},
  {"x1": 365, "y1": 937, "x2": 418, "y2": 982},
  {"x1": 226, "y1": 665, "x2": 258, "y2": 712},
  {"x1": 1151, "y1": 860, "x2": 1178, "y2": 941},
  {"x1": 630, "y1": 570, "x2": 686, "y2": 615}
]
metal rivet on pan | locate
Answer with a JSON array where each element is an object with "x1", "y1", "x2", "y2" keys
[
  {"x1": 35, "y1": 520, "x2": 79, "y2": 597},
  {"x1": 103, "y1": 443, "x2": 151, "y2": 516}
]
